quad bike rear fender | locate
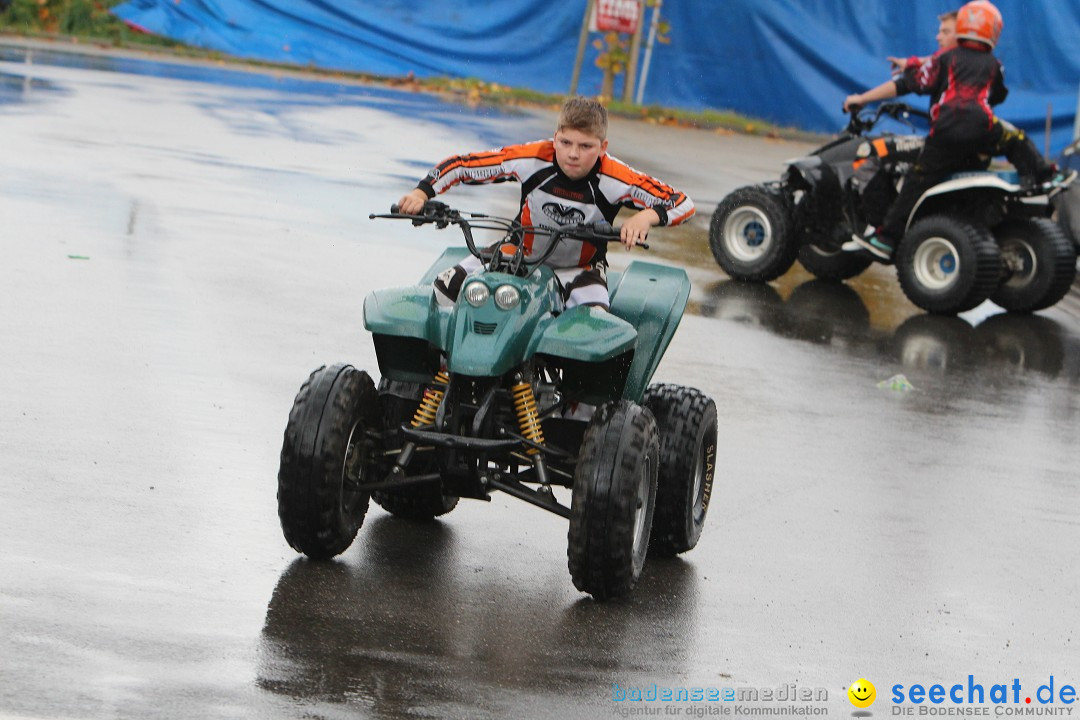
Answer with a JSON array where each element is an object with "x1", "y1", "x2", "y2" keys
[
  {"x1": 606, "y1": 261, "x2": 690, "y2": 403},
  {"x1": 906, "y1": 171, "x2": 1047, "y2": 231}
]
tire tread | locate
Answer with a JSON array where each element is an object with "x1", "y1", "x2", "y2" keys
[
  {"x1": 897, "y1": 215, "x2": 1000, "y2": 315},
  {"x1": 991, "y1": 217, "x2": 1077, "y2": 313},
  {"x1": 709, "y1": 185, "x2": 798, "y2": 282},
  {"x1": 278, "y1": 364, "x2": 378, "y2": 559},
  {"x1": 568, "y1": 401, "x2": 658, "y2": 599},
  {"x1": 643, "y1": 384, "x2": 718, "y2": 556}
]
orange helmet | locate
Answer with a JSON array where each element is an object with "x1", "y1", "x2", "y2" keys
[{"x1": 956, "y1": 0, "x2": 1003, "y2": 48}]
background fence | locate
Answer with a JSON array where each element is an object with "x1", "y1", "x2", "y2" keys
[{"x1": 113, "y1": 0, "x2": 1080, "y2": 154}]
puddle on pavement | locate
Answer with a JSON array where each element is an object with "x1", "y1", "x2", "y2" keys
[{"x1": 0, "y1": 44, "x2": 535, "y2": 148}]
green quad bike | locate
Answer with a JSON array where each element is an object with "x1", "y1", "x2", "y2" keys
[{"x1": 277, "y1": 201, "x2": 717, "y2": 600}]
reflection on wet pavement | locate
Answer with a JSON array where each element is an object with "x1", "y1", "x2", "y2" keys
[
  {"x1": 0, "y1": 44, "x2": 542, "y2": 155},
  {"x1": 258, "y1": 516, "x2": 701, "y2": 719},
  {"x1": 693, "y1": 278, "x2": 1079, "y2": 387},
  {"x1": 0, "y1": 69, "x2": 67, "y2": 103}
]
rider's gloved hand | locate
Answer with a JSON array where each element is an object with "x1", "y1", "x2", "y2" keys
[
  {"x1": 843, "y1": 94, "x2": 864, "y2": 113},
  {"x1": 397, "y1": 188, "x2": 428, "y2": 215}
]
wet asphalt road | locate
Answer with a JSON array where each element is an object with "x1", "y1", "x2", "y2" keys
[{"x1": 2, "y1": 41, "x2": 1079, "y2": 720}]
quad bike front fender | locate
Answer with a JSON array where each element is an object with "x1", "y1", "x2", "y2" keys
[
  {"x1": 418, "y1": 246, "x2": 472, "y2": 286},
  {"x1": 784, "y1": 160, "x2": 843, "y2": 231},
  {"x1": 364, "y1": 286, "x2": 440, "y2": 341},
  {"x1": 443, "y1": 271, "x2": 566, "y2": 377},
  {"x1": 531, "y1": 305, "x2": 638, "y2": 361},
  {"x1": 784, "y1": 156, "x2": 826, "y2": 189},
  {"x1": 364, "y1": 287, "x2": 448, "y2": 383},
  {"x1": 435, "y1": 301, "x2": 638, "y2": 405},
  {"x1": 532, "y1": 305, "x2": 638, "y2": 406}
]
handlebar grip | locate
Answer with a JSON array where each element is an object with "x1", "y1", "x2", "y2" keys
[
  {"x1": 593, "y1": 222, "x2": 617, "y2": 236},
  {"x1": 391, "y1": 204, "x2": 400, "y2": 214}
]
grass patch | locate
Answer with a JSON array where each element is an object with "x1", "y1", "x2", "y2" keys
[{"x1": 1, "y1": 0, "x2": 182, "y2": 48}]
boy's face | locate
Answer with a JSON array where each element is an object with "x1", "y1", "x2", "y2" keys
[
  {"x1": 937, "y1": 18, "x2": 957, "y2": 50},
  {"x1": 554, "y1": 128, "x2": 608, "y2": 180}
]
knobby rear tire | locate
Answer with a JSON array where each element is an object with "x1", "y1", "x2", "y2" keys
[
  {"x1": 990, "y1": 217, "x2": 1076, "y2": 313},
  {"x1": 896, "y1": 215, "x2": 1000, "y2": 315},
  {"x1": 642, "y1": 384, "x2": 717, "y2": 556}
]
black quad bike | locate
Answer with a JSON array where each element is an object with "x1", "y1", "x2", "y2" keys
[
  {"x1": 277, "y1": 202, "x2": 717, "y2": 600},
  {"x1": 1054, "y1": 137, "x2": 1080, "y2": 252},
  {"x1": 709, "y1": 102, "x2": 1077, "y2": 315}
]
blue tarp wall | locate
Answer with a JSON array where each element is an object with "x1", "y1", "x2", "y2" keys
[{"x1": 113, "y1": 0, "x2": 1080, "y2": 154}]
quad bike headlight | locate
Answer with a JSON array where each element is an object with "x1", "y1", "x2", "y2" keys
[
  {"x1": 463, "y1": 281, "x2": 490, "y2": 307},
  {"x1": 494, "y1": 284, "x2": 520, "y2": 310}
]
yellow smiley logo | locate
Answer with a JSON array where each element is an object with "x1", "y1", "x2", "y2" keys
[{"x1": 848, "y1": 678, "x2": 876, "y2": 708}]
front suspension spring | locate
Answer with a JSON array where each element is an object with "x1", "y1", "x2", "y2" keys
[
  {"x1": 411, "y1": 371, "x2": 449, "y2": 427},
  {"x1": 511, "y1": 381, "x2": 546, "y2": 455}
]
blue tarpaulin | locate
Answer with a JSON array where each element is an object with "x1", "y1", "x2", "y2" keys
[{"x1": 113, "y1": 0, "x2": 1079, "y2": 154}]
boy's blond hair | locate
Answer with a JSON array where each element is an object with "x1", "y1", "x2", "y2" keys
[
  {"x1": 557, "y1": 96, "x2": 608, "y2": 141},
  {"x1": 939, "y1": 10, "x2": 958, "y2": 21}
]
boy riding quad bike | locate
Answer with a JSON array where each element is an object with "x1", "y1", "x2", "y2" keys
[
  {"x1": 708, "y1": 101, "x2": 1077, "y2": 315},
  {"x1": 276, "y1": 202, "x2": 717, "y2": 600}
]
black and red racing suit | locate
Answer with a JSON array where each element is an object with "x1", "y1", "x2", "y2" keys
[
  {"x1": 896, "y1": 43, "x2": 1006, "y2": 142},
  {"x1": 881, "y1": 41, "x2": 1051, "y2": 243}
]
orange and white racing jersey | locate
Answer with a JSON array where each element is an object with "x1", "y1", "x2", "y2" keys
[{"x1": 416, "y1": 139, "x2": 695, "y2": 268}]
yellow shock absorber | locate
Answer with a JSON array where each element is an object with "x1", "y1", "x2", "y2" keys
[
  {"x1": 511, "y1": 382, "x2": 546, "y2": 454},
  {"x1": 411, "y1": 371, "x2": 449, "y2": 427}
]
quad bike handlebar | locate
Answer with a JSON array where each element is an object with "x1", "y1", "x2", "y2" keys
[
  {"x1": 843, "y1": 101, "x2": 930, "y2": 137},
  {"x1": 370, "y1": 201, "x2": 644, "y2": 275}
]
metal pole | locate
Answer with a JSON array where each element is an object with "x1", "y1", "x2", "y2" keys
[
  {"x1": 622, "y1": 0, "x2": 646, "y2": 104},
  {"x1": 1045, "y1": 103, "x2": 1052, "y2": 157},
  {"x1": 1074, "y1": 81, "x2": 1080, "y2": 142},
  {"x1": 570, "y1": 0, "x2": 596, "y2": 96},
  {"x1": 634, "y1": 0, "x2": 663, "y2": 106}
]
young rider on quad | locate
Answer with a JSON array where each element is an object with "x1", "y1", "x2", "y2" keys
[
  {"x1": 850, "y1": 10, "x2": 960, "y2": 231},
  {"x1": 841, "y1": 0, "x2": 1069, "y2": 263},
  {"x1": 396, "y1": 96, "x2": 695, "y2": 308},
  {"x1": 887, "y1": 9, "x2": 958, "y2": 75}
]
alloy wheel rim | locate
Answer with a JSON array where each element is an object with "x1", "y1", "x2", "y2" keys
[
  {"x1": 1000, "y1": 239, "x2": 1037, "y2": 289},
  {"x1": 724, "y1": 206, "x2": 772, "y2": 261},
  {"x1": 340, "y1": 419, "x2": 368, "y2": 516},
  {"x1": 913, "y1": 236, "x2": 961, "y2": 291},
  {"x1": 631, "y1": 451, "x2": 654, "y2": 567},
  {"x1": 691, "y1": 443, "x2": 706, "y2": 522}
]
